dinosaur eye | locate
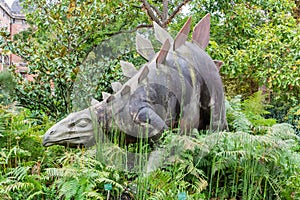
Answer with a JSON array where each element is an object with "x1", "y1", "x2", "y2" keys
[
  {"x1": 69, "y1": 121, "x2": 76, "y2": 127},
  {"x1": 77, "y1": 119, "x2": 90, "y2": 127}
]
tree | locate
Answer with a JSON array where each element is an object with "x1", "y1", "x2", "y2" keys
[
  {"x1": 140, "y1": 0, "x2": 191, "y2": 28},
  {"x1": 3, "y1": 0, "x2": 195, "y2": 118},
  {"x1": 189, "y1": 0, "x2": 299, "y2": 104},
  {"x1": 6, "y1": 0, "x2": 149, "y2": 118}
]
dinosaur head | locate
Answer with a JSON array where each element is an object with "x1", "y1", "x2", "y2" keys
[
  {"x1": 42, "y1": 99, "x2": 108, "y2": 147},
  {"x1": 42, "y1": 108, "x2": 96, "y2": 147}
]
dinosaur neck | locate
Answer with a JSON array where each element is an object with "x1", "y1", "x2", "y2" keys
[{"x1": 97, "y1": 106, "x2": 110, "y2": 133}]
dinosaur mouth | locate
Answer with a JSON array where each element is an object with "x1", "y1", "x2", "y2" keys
[{"x1": 43, "y1": 136, "x2": 94, "y2": 148}]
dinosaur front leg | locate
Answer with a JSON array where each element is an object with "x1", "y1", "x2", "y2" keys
[
  {"x1": 133, "y1": 106, "x2": 168, "y2": 139},
  {"x1": 208, "y1": 93, "x2": 228, "y2": 131}
]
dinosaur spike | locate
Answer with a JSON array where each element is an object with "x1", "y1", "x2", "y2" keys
[
  {"x1": 120, "y1": 61, "x2": 138, "y2": 78},
  {"x1": 192, "y1": 13, "x2": 210, "y2": 49},
  {"x1": 138, "y1": 66, "x2": 149, "y2": 84},
  {"x1": 136, "y1": 34, "x2": 155, "y2": 61},
  {"x1": 111, "y1": 82, "x2": 123, "y2": 93},
  {"x1": 102, "y1": 92, "x2": 111, "y2": 99},
  {"x1": 174, "y1": 17, "x2": 192, "y2": 51},
  {"x1": 121, "y1": 85, "x2": 131, "y2": 96},
  {"x1": 91, "y1": 98, "x2": 100, "y2": 106},
  {"x1": 156, "y1": 39, "x2": 171, "y2": 65},
  {"x1": 213, "y1": 60, "x2": 223, "y2": 71},
  {"x1": 106, "y1": 95, "x2": 115, "y2": 103},
  {"x1": 154, "y1": 21, "x2": 174, "y2": 44}
]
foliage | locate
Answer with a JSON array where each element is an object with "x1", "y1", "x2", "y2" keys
[
  {"x1": 0, "y1": 71, "x2": 15, "y2": 105},
  {"x1": 285, "y1": 104, "x2": 300, "y2": 135},
  {"x1": 0, "y1": 104, "x2": 53, "y2": 172},
  {"x1": 0, "y1": 166, "x2": 44, "y2": 200},
  {"x1": 3, "y1": 0, "x2": 148, "y2": 118},
  {"x1": 226, "y1": 91, "x2": 277, "y2": 133},
  {"x1": 135, "y1": 121, "x2": 300, "y2": 199},
  {"x1": 71, "y1": 31, "x2": 149, "y2": 110},
  {"x1": 266, "y1": 100, "x2": 300, "y2": 135},
  {"x1": 43, "y1": 150, "x2": 126, "y2": 200},
  {"x1": 194, "y1": 124, "x2": 300, "y2": 199},
  {"x1": 1, "y1": 95, "x2": 300, "y2": 199},
  {"x1": 134, "y1": 151, "x2": 207, "y2": 199},
  {"x1": 189, "y1": 0, "x2": 299, "y2": 103},
  {"x1": 1, "y1": 0, "x2": 300, "y2": 199}
]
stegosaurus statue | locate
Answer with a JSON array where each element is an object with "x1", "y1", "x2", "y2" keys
[{"x1": 43, "y1": 14, "x2": 228, "y2": 148}]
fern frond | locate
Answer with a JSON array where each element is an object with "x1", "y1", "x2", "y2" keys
[
  {"x1": 226, "y1": 98, "x2": 253, "y2": 133},
  {"x1": 59, "y1": 179, "x2": 78, "y2": 200},
  {"x1": 6, "y1": 166, "x2": 30, "y2": 181},
  {"x1": 148, "y1": 189, "x2": 167, "y2": 200},
  {"x1": 0, "y1": 189, "x2": 12, "y2": 200},
  {"x1": 5, "y1": 182, "x2": 34, "y2": 193},
  {"x1": 83, "y1": 191, "x2": 104, "y2": 200},
  {"x1": 46, "y1": 167, "x2": 77, "y2": 178},
  {"x1": 269, "y1": 123, "x2": 297, "y2": 140},
  {"x1": 95, "y1": 177, "x2": 124, "y2": 190},
  {"x1": 26, "y1": 190, "x2": 44, "y2": 200},
  {"x1": 242, "y1": 91, "x2": 271, "y2": 116}
]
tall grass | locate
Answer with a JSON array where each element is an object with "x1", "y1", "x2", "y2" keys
[{"x1": 1, "y1": 93, "x2": 300, "y2": 199}]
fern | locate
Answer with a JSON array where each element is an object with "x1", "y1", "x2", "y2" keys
[
  {"x1": 148, "y1": 189, "x2": 167, "y2": 200},
  {"x1": 42, "y1": 149, "x2": 127, "y2": 200},
  {"x1": 242, "y1": 91, "x2": 270, "y2": 116},
  {"x1": 189, "y1": 124, "x2": 300, "y2": 199},
  {"x1": 84, "y1": 191, "x2": 104, "y2": 200},
  {"x1": 242, "y1": 91, "x2": 277, "y2": 127},
  {"x1": 226, "y1": 92, "x2": 277, "y2": 134},
  {"x1": 132, "y1": 137, "x2": 208, "y2": 199},
  {"x1": 269, "y1": 123, "x2": 298, "y2": 140},
  {"x1": 6, "y1": 166, "x2": 31, "y2": 181},
  {"x1": 26, "y1": 190, "x2": 44, "y2": 200},
  {"x1": 46, "y1": 167, "x2": 77, "y2": 178},
  {"x1": 226, "y1": 96, "x2": 253, "y2": 133},
  {"x1": 0, "y1": 165, "x2": 46, "y2": 199},
  {"x1": 4, "y1": 182, "x2": 35, "y2": 193}
]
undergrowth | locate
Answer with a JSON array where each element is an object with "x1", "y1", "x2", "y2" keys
[{"x1": 0, "y1": 92, "x2": 299, "y2": 199}]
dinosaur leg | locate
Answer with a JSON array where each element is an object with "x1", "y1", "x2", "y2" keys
[
  {"x1": 134, "y1": 107, "x2": 168, "y2": 139},
  {"x1": 210, "y1": 101, "x2": 228, "y2": 131}
]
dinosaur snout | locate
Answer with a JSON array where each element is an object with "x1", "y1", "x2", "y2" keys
[{"x1": 42, "y1": 128, "x2": 56, "y2": 146}]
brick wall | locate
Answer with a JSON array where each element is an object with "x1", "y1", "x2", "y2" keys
[
  {"x1": 0, "y1": 1, "x2": 28, "y2": 72},
  {"x1": 0, "y1": 1, "x2": 11, "y2": 31}
]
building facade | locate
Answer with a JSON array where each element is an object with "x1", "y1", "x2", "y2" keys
[{"x1": 0, "y1": 0, "x2": 28, "y2": 74}]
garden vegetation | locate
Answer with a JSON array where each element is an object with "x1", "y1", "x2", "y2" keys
[{"x1": 0, "y1": 0, "x2": 299, "y2": 199}]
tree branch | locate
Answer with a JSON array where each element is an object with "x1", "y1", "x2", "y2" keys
[
  {"x1": 162, "y1": 0, "x2": 168, "y2": 23},
  {"x1": 150, "y1": 4, "x2": 162, "y2": 19},
  {"x1": 140, "y1": 0, "x2": 163, "y2": 26},
  {"x1": 82, "y1": 23, "x2": 153, "y2": 63},
  {"x1": 163, "y1": 0, "x2": 191, "y2": 26}
]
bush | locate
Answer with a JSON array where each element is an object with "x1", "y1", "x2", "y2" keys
[{"x1": 0, "y1": 71, "x2": 15, "y2": 105}]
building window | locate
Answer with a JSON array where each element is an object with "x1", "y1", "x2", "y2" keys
[
  {"x1": 3, "y1": 55, "x2": 10, "y2": 65},
  {"x1": 0, "y1": 54, "x2": 3, "y2": 71},
  {"x1": 0, "y1": 55, "x2": 10, "y2": 70},
  {"x1": 20, "y1": 71, "x2": 26, "y2": 79}
]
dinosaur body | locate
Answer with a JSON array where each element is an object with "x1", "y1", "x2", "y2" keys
[{"x1": 43, "y1": 14, "x2": 228, "y2": 147}]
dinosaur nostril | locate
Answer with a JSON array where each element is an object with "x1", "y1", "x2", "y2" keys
[{"x1": 49, "y1": 131, "x2": 55, "y2": 135}]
